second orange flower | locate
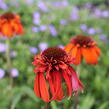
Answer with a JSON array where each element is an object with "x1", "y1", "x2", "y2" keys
[{"x1": 65, "y1": 35, "x2": 101, "y2": 65}]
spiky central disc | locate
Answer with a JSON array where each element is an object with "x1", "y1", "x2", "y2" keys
[
  {"x1": 42, "y1": 47, "x2": 67, "y2": 61},
  {"x1": 1, "y1": 12, "x2": 15, "y2": 20},
  {"x1": 71, "y1": 35, "x2": 94, "y2": 47}
]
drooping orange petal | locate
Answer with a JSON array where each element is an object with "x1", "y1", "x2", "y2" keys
[
  {"x1": 94, "y1": 46, "x2": 102, "y2": 55},
  {"x1": 39, "y1": 73, "x2": 50, "y2": 102},
  {"x1": 11, "y1": 20, "x2": 24, "y2": 35},
  {"x1": 1, "y1": 23, "x2": 13, "y2": 37},
  {"x1": 62, "y1": 71, "x2": 72, "y2": 96},
  {"x1": 74, "y1": 48, "x2": 81, "y2": 65},
  {"x1": 68, "y1": 66, "x2": 84, "y2": 93},
  {"x1": 34, "y1": 74, "x2": 41, "y2": 98},
  {"x1": 48, "y1": 74, "x2": 55, "y2": 97},
  {"x1": 17, "y1": 23, "x2": 24, "y2": 34},
  {"x1": 64, "y1": 43, "x2": 74, "y2": 53},
  {"x1": 55, "y1": 85, "x2": 64, "y2": 101},
  {"x1": 71, "y1": 46, "x2": 78, "y2": 57},
  {"x1": 50, "y1": 71, "x2": 63, "y2": 101},
  {"x1": 54, "y1": 71, "x2": 63, "y2": 101},
  {"x1": 82, "y1": 47, "x2": 98, "y2": 65}
]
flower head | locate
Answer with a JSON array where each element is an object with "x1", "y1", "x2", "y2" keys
[
  {"x1": 32, "y1": 47, "x2": 84, "y2": 102},
  {"x1": 0, "y1": 68, "x2": 5, "y2": 79},
  {"x1": 0, "y1": 12, "x2": 24, "y2": 38},
  {"x1": 11, "y1": 68, "x2": 19, "y2": 77},
  {"x1": 0, "y1": 43, "x2": 7, "y2": 53},
  {"x1": 65, "y1": 35, "x2": 101, "y2": 65}
]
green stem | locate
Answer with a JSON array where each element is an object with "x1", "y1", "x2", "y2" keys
[
  {"x1": 5, "y1": 39, "x2": 13, "y2": 109},
  {"x1": 44, "y1": 103, "x2": 49, "y2": 109},
  {"x1": 6, "y1": 39, "x2": 13, "y2": 87}
]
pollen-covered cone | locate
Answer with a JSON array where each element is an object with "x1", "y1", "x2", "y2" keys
[
  {"x1": 0, "y1": 12, "x2": 24, "y2": 38},
  {"x1": 32, "y1": 47, "x2": 84, "y2": 102},
  {"x1": 65, "y1": 35, "x2": 101, "y2": 65}
]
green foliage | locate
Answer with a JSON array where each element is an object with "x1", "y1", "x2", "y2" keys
[{"x1": 0, "y1": 0, "x2": 109, "y2": 109}]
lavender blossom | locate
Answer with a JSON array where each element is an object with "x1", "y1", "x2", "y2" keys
[
  {"x1": 38, "y1": 42, "x2": 48, "y2": 51},
  {"x1": 37, "y1": 1, "x2": 48, "y2": 12},
  {"x1": 0, "y1": 68, "x2": 5, "y2": 79},
  {"x1": 0, "y1": 0, "x2": 8, "y2": 10},
  {"x1": 61, "y1": 0, "x2": 68, "y2": 8},
  {"x1": 87, "y1": 28, "x2": 96, "y2": 35},
  {"x1": 100, "y1": 34, "x2": 108, "y2": 43},
  {"x1": 10, "y1": 51, "x2": 18, "y2": 57},
  {"x1": 80, "y1": 24, "x2": 87, "y2": 31},
  {"x1": 94, "y1": 8, "x2": 102, "y2": 18},
  {"x1": 11, "y1": 68, "x2": 19, "y2": 77},
  {"x1": 52, "y1": 1, "x2": 68, "y2": 8},
  {"x1": 32, "y1": 27, "x2": 39, "y2": 32},
  {"x1": 25, "y1": 0, "x2": 34, "y2": 6},
  {"x1": 84, "y1": 2, "x2": 92, "y2": 8},
  {"x1": 39, "y1": 25, "x2": 47, "y2": 32},
  {"x1": 33, "y1": 12, "x2": 41, "y2": 25},
  {"x1": 60, "y1": 19, "x2": 68, "y2": 25},
  {"x1": 70, "y1": 6, "x2": 79, "y2": 21},
  {"x1": 0, "y1": 43, "x2": 7, "y2": 53},
  {"x1": 29, "y1": 47, "x2": 38, "y2": 54},
  {"x1": 101, "y1": 10, "x2": 109, "y2": 18},
  {"x1": 48, "y1": 25, "x2": 58, "y2": 37}
]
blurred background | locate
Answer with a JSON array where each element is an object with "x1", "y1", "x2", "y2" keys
[{"x1": 0, "y1": 0, "x2": 109, "y2": 109}]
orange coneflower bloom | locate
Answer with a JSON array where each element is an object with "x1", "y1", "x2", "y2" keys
[
  {"x1": 0, "y1": 12, "x2": 24, "y2": 38},
  {"x1": 65, "y1": 35, "x2": 101, "y2": 65},
  {"x1": 32, "y1": 47, "x2": 84, "y2": 102}
]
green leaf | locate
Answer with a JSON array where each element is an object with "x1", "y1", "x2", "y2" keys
[
  {"x1": 11, "y1": 86, "x2": 39, "y2": 109},
  {"x1": 11, "y1": 92, "x2": 22, "y2": 109},
  {"x1": 98, "y1": 102, "x2": 109, "y2": 109},
  {"x1": 79, "y1": 95, "x2": 95, "y2": 109}
]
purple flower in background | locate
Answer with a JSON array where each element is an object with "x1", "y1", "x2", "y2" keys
[
  {"x1": 38, "y1": 42, "x2": 48, "y2": 51},
  {"x1": 33, "y1": 12, "x2": 41, "y2": 25},
  {"x1": 48, "y1": 25, "x2": 58, "y2": 37},
  {"x1": 0, "y1": 43, "x2": 7, "y2": 53},
  {"x1": 10, "y1": 51, "x2": 17, "y2": 57},
  {"x1": 62, "y1": 0, "x2": 68, "y2": 7},
  {"x1": 100, "y1": 34, "x2": 108, "y2": 43},
  {"x1": 0, "y1": 68, "x2": 5, "y2": 79},
  {"x1": 11, "y1": 68, "x2": 19, "y2": 77},
  {"x1": 0, "y1": 0, "x2": 8, "y2": 10},
  {"x1": 37, "y1": 1, "x2": 48, "y2": 12},
  {"x1": 39, "y1": 25, "x2": 47, "y2": 32},
  {"x1": 32, "y1": 27, "x2": 39, "y2": 32},
  {"x1": 87, "y1": 28, "x2": 96, "y2": 35},
  {"x1": 29, "y1": 47, "x2": 38, "y2": 54},
  {"x1": 84, "y1": 2, "x2": 92, "y2": 8},
  {"x1": 70, "y1": 6, "x2": 79, "y2": 21},
  {"x1": 60, "y1": 19, "x2": 68, "y2": 25},
  {"x1": 52, "y1": 1, "x2": 68, "y2": 8},
  {"x1": 101, "y1": 10, "x2": 109, "y2": 18},
  {"x1": 52, "y1": 1, "x2": 60, "y2": 7},
  {"x1": 80, "y1": 24, "x2": 87, "y2": 31},
  {"x1": 94, "y1": 8, "x2": 102, "y2": 18},
  {"x1": 25, "y1": 0, "x2": 34, "y2": 6}
]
